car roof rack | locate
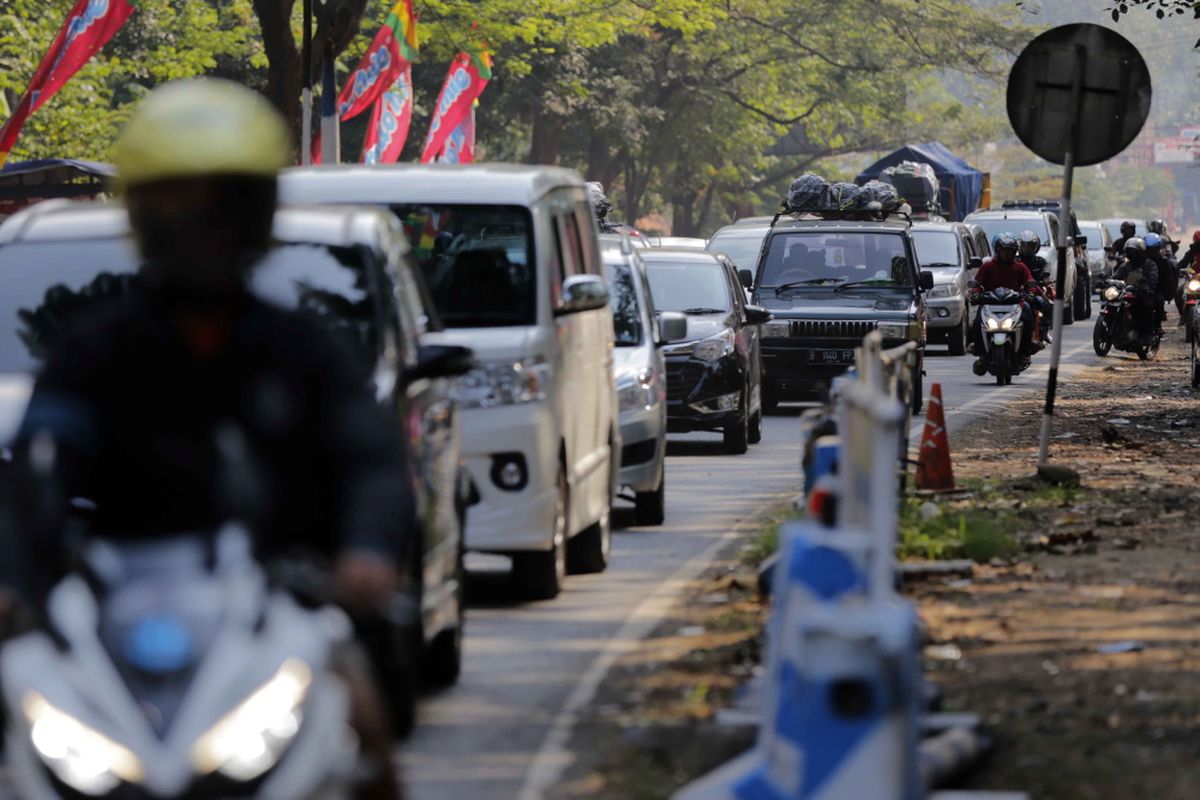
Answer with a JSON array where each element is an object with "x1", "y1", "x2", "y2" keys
[
  {"x1": 1000, "y1": 199, "x2": 1062, "y2": 210},
  {"x1": 769, "y1": 208, "x2": 912, "y2": 227}
]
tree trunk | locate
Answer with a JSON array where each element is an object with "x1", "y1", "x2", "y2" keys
[
  {"x1": 587, "y1": 134, "x2": 620, "y2": 188},
  {"x1": 527, "y1": 108, "x2": 560, "y2": 165},
  {"x1": 253, "y1": 0, "x2": 301, "y2": 147}
]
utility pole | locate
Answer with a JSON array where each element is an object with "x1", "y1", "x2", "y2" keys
[{"x1": 300, "y1": 0, "x2": 313, "y2": 165}]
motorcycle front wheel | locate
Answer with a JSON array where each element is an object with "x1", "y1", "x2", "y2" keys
[
  {"x1": 995, "y1": 347, "x2": 1010, "y2": 386},
  {"x1": 1093, "y1": 316, "x2": 1112, "y2": 357},
  {"x1": 1192, "y1": 336, "x2": 1200, "y2": 388}
]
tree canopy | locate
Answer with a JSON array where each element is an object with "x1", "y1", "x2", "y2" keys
[{"x1": 2, "y1": 0, "x2": 1032, "y2": 234}]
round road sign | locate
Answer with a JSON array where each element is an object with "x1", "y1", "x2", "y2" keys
[{"x1": 1007, "y1": 23, "x2": 1151, "y2": 167}]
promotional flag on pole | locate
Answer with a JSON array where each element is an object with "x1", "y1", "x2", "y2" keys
[
  {"x1": 438, "y1": 104, "x2": 476, "y2": 164},
  {"x1": 361, "y1": 66, "x2": 413, "y2": 164},
  {"x1": 0, "y1": 0, "x2": 140, "y2": 168},
  {"x1": 419, "y1": 49, "x2": 492, "y2": 164},
  {"x1": 336, "y1": 0, "x2": 418, "y2": 122}
]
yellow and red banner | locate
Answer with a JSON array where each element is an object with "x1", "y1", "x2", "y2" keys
[
  {"x1": 0, "y1": 0, "x2": 140, "y2": 168},
  {"x1": 336, "y1": 0, "x2": 418, "y2": 122},
  {"x1": 419, "y1": 49, "x2": 492, "y2": 164},
  {"x1": 361, "y1": 66, "x2": 413, "y2": 164}
]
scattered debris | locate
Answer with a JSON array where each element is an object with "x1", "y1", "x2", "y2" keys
[{"x1": 1096, "y1": 641, "x2": 1145, "y2": 655}]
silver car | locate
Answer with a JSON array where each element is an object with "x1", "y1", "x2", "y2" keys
[
  {"x1": 911, "y1": 222, "x2": 984, "y2": 356},
  {"x1": 1078, "y1": 220, "x2": 1116, "y2": 284},
  {"x1": 600, "y1": 234, "x2": 687, "y2": 525}
]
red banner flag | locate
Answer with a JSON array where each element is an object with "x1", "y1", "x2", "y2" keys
[
  {"x1": 0, "y1": 0, "x2": 140, "y2": 167},
  {"x1": 438, "y1": 106, "x2": 476, "y2": 165},
  {"x1": 336, "y1": 0, "x2": 418, "y2": 123},
  {"x1": 361, "y1": 66, "x2": 413, "y2": 165},
  {"x1": 419, "y1": 50, "x2": 492, "y2": 164}
]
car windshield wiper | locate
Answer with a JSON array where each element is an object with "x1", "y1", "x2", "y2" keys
[
  {"x1": 774, "y1": 278, "x2": 845, "y2": 294},
  {"x1": 680, "y1": 307, "x2": 727, "y2": 315},
  {"x1": 833, "y1": 280, "x2": 899, "y2": 292},
  {"x1": 921, "y1": 262, "x2": 959, "y2": 268}
]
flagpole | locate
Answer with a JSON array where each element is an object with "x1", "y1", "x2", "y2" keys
[
  {"x1": 320, "y1": 39, "x2": 339, "y2": 164},
  {"x1": 300, "y1": 0, "x2": 313, "y2": 165}
]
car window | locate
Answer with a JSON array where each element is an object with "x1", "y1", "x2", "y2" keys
[
  {"x1": 559, "y1": 211, "x2": 585, "y2": 277},
  {"x1": 707, "y1": 231, "x2": 768, "y2": 271},
  {"x1": 967, "y1": 216, "x2": 1051, "y2": 246},
  {"x1": 643, "y1": 258, "x2": 732, "y2": 313},
  {"x1": 393, "y1": 203, "x2": 535, "y2": 328},
  {"x1": 911, "y1": 231, "x2": 960, "y2": 268},
  {"x1": 605, "y1": 260, "x2": 643, "y2": 346},
  {"x1": 574, "y1": 202, "x2": 602, "y2": 276},
  {"x1": 758, "y1": 231, "x2": 912, "y2": 287},
  {"x1": 0, "y1": 238, "x2": 382, "y2": 375}
]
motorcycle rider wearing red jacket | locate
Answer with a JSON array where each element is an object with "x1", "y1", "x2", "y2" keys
[{"x1": 970, "y1": 233, "x2": 1041, "y2": 371}]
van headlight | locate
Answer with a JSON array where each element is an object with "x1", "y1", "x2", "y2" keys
[
  {"x1": 617, "y1": 368, "x2": 658, "y2": 411},
  {"x1": 191, "y1": 659, "x2": 312, "y2": 781},
  {"x1": 691, "y1": 330, "x2": 735, "y2": 362},
  {"x1": 1104, "y1": 286, "x2": 1121, "y2": 301},
  {"x1": 23, "y1": 692, "x2": 145, "y2": 795},
  {"x1": 876, "y1": 322, "x2": 909, "y2": 339},
  {"x1": 456, "y1": 358, "x2": 552, "y2": 409}
]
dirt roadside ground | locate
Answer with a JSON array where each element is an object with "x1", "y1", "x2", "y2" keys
[
  {"x1": 548, "y1": 322, "x2": 1200, "y2": 800},
  {"x1": 915, "y1": 323, "x2": 1200, "y2": 799}
]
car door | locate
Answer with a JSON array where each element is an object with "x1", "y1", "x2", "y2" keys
[
  {"x1": 958, "y1": 229, "x2": 974, "y2": 291},
  {"x1": 721, "y1": 256, "x2": 759, "y2": 409}
]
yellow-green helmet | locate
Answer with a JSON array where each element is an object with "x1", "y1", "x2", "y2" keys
[{"x1": 113, "y1": 78, "x2": 289, "y2": 190}]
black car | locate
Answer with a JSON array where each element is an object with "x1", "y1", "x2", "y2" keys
[
  {"x1": 748, "y1": 217, "x2": 932, "y2": 413},
  {"x1": 640, "y1": 248, "x2": 771, "y2": 454},
  {"x1": 0, "y1": 201, "x2": 474, "y2": 734}
]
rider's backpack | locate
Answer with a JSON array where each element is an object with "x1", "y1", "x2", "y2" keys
[{"x1": 1159, "y1": 258, "x2": 1179, "y2": 298}]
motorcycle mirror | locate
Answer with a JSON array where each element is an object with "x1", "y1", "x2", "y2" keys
[
  {"x1": 968, "y1": 257, "x2": 983, "y2": 271},
  {"x1": 1074, "y1": 235, "x2": 1088, "y2": 247},
  {"x1": 919, "y1": 271, "x2": 935, "y2": 291},
  {"x1": 967, "y1": 279, "x2": 980, "y2": 289}
]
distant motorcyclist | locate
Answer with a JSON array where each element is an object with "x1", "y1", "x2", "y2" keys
[
  {"x1": 970, "y1": 233, "x2": 1040, "y2": 370},
  {"x1": 1111, "y1": 219, "x2": 1138, "y2": 256},
  {"x1": 1148, "y1": 218, "x2": 1178, "y2": 256},
  {"x1": 1114, "y1": 237, "x2": 1159, "y2": 343},
  {"x1": 8, "y1": 80, "x2": 405, "y2": 799},
  {"x1": 1017, "y1": 230, "x2": 1053, "y2": 343},
  {"x1": 1145, "y1": 232, "x2": 1176, "y2": 330}
]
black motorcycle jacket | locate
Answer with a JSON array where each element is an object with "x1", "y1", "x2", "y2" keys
[
  {"x1": 1116, "y1": 258, "x2": 1158, "y2": 291},
  {"x1": 12, "y1": 292, "x2": 416, "y2": 591}
]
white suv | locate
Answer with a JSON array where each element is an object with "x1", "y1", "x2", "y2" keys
[{"x1": 281, "y1": 165, "x2": 619, "y2": 600}]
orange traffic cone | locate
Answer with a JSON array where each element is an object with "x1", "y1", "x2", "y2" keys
[{"x1": 915, "y1": 383, "x2": 955, "y2": 492}]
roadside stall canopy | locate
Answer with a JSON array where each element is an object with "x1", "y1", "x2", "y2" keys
[
  {"x1": 855, "y1": 142, "x2": 983, "y2": 221},
  {"x1": 0, "y1": 159, "x2": 114, "y2": 218}
]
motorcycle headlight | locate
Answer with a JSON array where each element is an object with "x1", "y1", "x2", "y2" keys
[
  {"x1": 617, "y1": 368, "x2": 658, "y2": 412},
  {"x1": 455, "y1": 358, "x2": 552, "y2": 409},
  {"x1": 985, "y1": 317, "x2": 1000, "y2": 331},
  {"x1": 1104, "y1": 286, "x2": 1121, "y2": 301},
  {"x1": 691, "y1": 330, "x2": 735, "y2": 362},
  {"x1": 1188, "y1": 279, "x2": 1200, "y2": 293},
  {"x1": 876, "y1": 321, "x2": 909, "y2": 339},
  {"x1": 1000, "y1": 317, "x2": 1015, "y2": 331},
  {"x1": 191, "y1": 659, "x2": 312, "y2": 781},
  {"x1": 23, "y1": 692, "x2": 144, "y2": 795}
]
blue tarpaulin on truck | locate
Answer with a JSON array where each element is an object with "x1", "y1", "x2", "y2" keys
[{"x1": 854, "y1": 142, "x2": 984, "y2": 221}]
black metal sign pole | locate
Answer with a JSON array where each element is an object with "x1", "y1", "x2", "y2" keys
[{"x1": 1038, "y1": 44, "x2": 1086, "y2": 467}]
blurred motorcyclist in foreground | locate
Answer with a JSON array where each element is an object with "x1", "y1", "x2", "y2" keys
[
  {"x1": 1114, "y1": 237, "x2": 1158, "y2": 344},
  {"x1": 7, "y1": 80, "x2": 406, "y2": 799}
]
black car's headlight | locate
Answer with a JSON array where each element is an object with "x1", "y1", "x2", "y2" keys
[{"x1": 691, "y1": 330, "x2": 735, "y2": 362}]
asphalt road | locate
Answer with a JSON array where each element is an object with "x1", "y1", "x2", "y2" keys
[{"x1": 399, "y1": 313, "x2": 1107, "y2": 800}]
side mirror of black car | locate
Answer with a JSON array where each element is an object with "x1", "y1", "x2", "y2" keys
[
  {"x1": 744, "y1": 305, "x2": 773, "y2": 326},
  {"x1": 656, "y1": 311, "x2": 688, "y2": 345},
  {"x1": 407, "y1": 343, "x2": 475, "y2": 384},
  {"x1": 1074, "y1": 235, "x2": 1088, "y2": 247},
  {"x1": 968, "y1": 257, "x2": 983, "y2": 271},
  {"x1": 919, "y1": 270, "x2": 935, "y2": 292},
  {"x1": 738, "y1": 268, "x2": 754, "y2": 292}
]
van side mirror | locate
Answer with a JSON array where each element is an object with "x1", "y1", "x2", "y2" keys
[
  {"x1": 556, "y1": 274, "x2": 609, "y2": 315},
  {"x1": 656, "y1": 311, "x2": 688, "y2": 345},
  {"x1": 968, "y1": 257, "x2": 983, "y2": 271},
  {"x1": 738, "y1": 268, "x2": 754, "y2": 291},
  {"x1": 919, "y1": 271, "x2": 935, "y2": 292},
  {"x1": 1074, "y1": 235, "x2": 1088, "y2": 247},
  {"x1": 406, "y1": 343, "x2": 475, "y2": 384}
]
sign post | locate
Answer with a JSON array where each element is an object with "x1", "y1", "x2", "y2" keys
[{"x1": 1006, "y1": 23, "x2": 1151, "y2": 470}]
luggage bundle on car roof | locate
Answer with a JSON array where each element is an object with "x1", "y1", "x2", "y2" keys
[
  {"x1": 877, "y1": 161, "x2": 940, "y2": 215},
  {"x1": 778, "y1": 172, "x2": 908, "y2": 224}
]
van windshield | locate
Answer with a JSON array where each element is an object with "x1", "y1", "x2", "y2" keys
[
  {"x1": 707, "y1": 231, "x2": 768, "y2": 271},
  {"x1": 759, "y1": 231, "x2": 912, "y2": 288},
  {"x1": 392, "y1": 204, "x2": 536, "y2": 328}
]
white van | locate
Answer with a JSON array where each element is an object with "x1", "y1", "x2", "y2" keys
[{"x1": 280, "y1": 165, "x2": 618, "y2": 600}]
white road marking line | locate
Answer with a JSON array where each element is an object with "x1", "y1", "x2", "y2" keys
[{"x1": 517, "y1": 509, "x2": 779, "y2": 800}]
